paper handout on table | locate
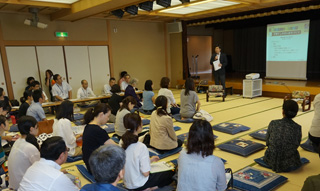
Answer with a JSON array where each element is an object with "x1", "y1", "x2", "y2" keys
[
  {"x1": 213, "y1": 60, "x2": 221, "y2": 71},
  {"x1": 150, "y1": 161, "x2": 174, "y2": 173}
]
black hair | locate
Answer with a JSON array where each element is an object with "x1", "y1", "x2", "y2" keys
[
  {"x1": 110, "y1": 77, "x2": 116, "y2": 82},
  {"x1": 155, "y1": 95, "x2": 169, "y2": 117},
  {"x1": 0, "y1": 115, "x2": 6, "y2": 126},
  {"x1": 184, "y1": 78, "x2": 195, "y2": 96},
  {"x1": 215, "y1": 45, "x2": 222, "y2": 50},
  {"x1": 121, "y1": 113, "x2": 141, "y2": 150},
  {"x1": 120, "y1": 71, "x2": 127, "y2": 78},
  {"x1": 144, "y1": 80, "x2": 153, "y2": 91},
  {"x1": 0, "y1": 100, "x2": 11, "y2": 112},
  {"x1": 283, "y1": 100, "x2": 299, "y2": 119},
  {"x1": 53, "y1": 74, "x2": 60, "y2": 81},
  {"x1": 20, "y1": 91, "x2": 32, "y2": 104},
  {"x1": 119, "y1": 96, "x2": 137, "y2": 112},
  {"x1": 45, "y1": 70, "x2": 53, "y2": 82},
  {"x1": 160, "y1": 77, "x2": 170, "y2": 88},
  {"x1": 0, "y1": 88, "x2": 3, "y2": 97},
  {"x1": 40, "y1": 136, "x2": 66, "y2": 161},
  {"x1": 84, "y1": 103, "x2": 111, "y2": 124},
  {"x1": 56, "y1": 100, "x2": 74, "y2": 121},
  {"x1": 187, "y1": 120, "x2": 215, "y2": 158},
  {"x1": 31, "y1": 81, "x2": 40, "y2": 87},
  {"x1": 27, "y1": 77, "x2": 35, "y2": 85},
  {"x1": 18, "y1": 116, "x2": 40, "y2": 150},
  {"x1": 110, "y1": 84, "x2": 121, "y2": 94},
  {"x1": 32, "y1": 90, "x2": 43, "y2": 103}
]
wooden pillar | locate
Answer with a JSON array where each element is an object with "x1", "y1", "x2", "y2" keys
[{"x1": 181, "y1": 20, "x2": 188, "y2": 79}]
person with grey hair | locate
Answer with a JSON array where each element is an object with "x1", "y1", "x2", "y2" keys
[
  {"x1": 125, "y1": 78, "x2": 142, "y2": 108},
  {"x1": 80, "y1": 145, "x2": 126, "y2": 191}
]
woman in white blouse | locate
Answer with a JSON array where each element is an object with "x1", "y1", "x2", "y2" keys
[
  {"x1": 8, "y1": 116, "x2": 40, "y2": 190},
  {"x1": 157, "y1": 77, "x2": 180, "y2": 115},
  {"x1": 53, "y1": 100, "x2": 82, "y2": 157}
]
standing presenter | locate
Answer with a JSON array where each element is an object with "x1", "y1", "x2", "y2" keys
[{"x1": 210, "y1": 45, "x2": 228, "y2": 93}]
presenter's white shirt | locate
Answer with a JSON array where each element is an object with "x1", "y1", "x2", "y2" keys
[
  {"x1": 8, "y1": 138, "x2": 40, "y2": 190},
  {"x1": 51, "y1": 82, "x2": 72, "y2": 100},
  {"x1": 18, "y1": 158, "x2": 78, "y2": 191},
  {"x1": 77, "y1": 87, "x2": 95, "y2": 99},
  {"x1": 104, "y1": 84, "x2": 112, "y2": 94}
]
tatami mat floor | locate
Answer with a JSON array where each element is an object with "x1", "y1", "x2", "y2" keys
[{"x1": 59, "y1": 89, "x2": 318, "y2": 191}]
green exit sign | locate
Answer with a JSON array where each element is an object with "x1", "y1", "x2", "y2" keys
[{"x1": 55, "y1": 32, "x2": 68, "y2": 37}]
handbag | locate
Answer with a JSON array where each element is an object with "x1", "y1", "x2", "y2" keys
[{"x1": 193, "y1": 109, "x2": 213, "y2": 122}]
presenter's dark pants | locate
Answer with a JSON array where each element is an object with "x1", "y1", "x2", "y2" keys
[{"x1": 214, "y1": 72, "x2": 226, "y2": 91}]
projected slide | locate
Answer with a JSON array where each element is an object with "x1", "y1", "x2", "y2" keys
[{"x1": 266, "y1": 20, "x2": 310, "y2": 80}]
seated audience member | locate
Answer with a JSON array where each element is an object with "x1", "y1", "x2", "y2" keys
[
  {"x1": 158, "y1": 77, "x2": 180, "y2": 115},
  {"x1": 31, "y1": 81, "x2": 49, "y2": 102},
  {"x1": 0, "y1": 100, "x2": 11, "y2": 116},
  {"x1": 263, "y1": 100, "x2": 301, "y2": 172},
  {"x1": 147, "y1": 96, "x2": 182, "y2": 151},
  {"x1": 121, "y1": 113, "x2": 174, "y2": 190},
  {"x1": 82, "y1": 103, "x2": 115, "y2": 173},
  {"x1": 142, "y1": 80, "x2": 156, "y2": 112},
  {"x1": 108, "y1": 84, "x2": 123, "y2": 123},
  {"x1": 104, "y1": 77, "x2": 116, "y2": 95},
  {"x1": 45, "y1": 69, "x2": 55, "y2": 101},
  {"x1": 115, "y1": 96, "x2": 137, "y2": 138},
  {"x1": 178, "y1": 120, "x2": 226, "y2": 191},
  {"x1": 18, "y1": 91, "x2": 32, "y2": 119},
  {"x1": 302, "y1": 174, "x2": 320, "y2": 191},
  {"x1": 26, "y1": 90, "x2": 46, "y2": 122},
  {"x1": 8, "y1": 116, "x2": 40, "y2": 190},
  {"x1": 52, "y1": 74, "x2": 72, "y2": 101},
  {"x1": 0, "y1": 115, "x2": 9, "y2": 163},
  {"x1": 25, "y1": 77, "x2": 35, "y2": 92},
  {"x1": 80, "y1": 145, "x2": 125, "y2": 191},
  {"x1": 18, "y1": 137, "x2": 79, "y2": 191},
  {"x1": 121, "y1": 74, "x2": 130, "y2": 91},
  {"x1": 309, "y1": 94, "x2": 320, "y2": 155},
  {"x1": 125, "y1": 78, "x2": 142, "y2": 108},
  {"x1": 77, "y1": 79, "x2": 96, "y2": 99},
  {"x1": 180, "y1": 78, "x2": 200, "y2": 119},
  {"x1": 0, "y1": 87, "x2": 12, "y2": 107},
  {"x1": 53, "y1": 100, "x2": 82, "y2": 157},
  {"x1": 118, "y1": 71, "x2": 127, "y2": 87}
]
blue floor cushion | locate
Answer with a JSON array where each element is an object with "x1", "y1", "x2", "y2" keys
[
  {"x1": 142, "y1": 119, "x2": 150, "y2": 126},
  {"x1": 234, "y1": 166, "x2": 288, "y2": 191},
  {"x1": 76, "y1": 164, "x2": 96, "y2": 183},
  {"x1": 66, "y1": 155, "x2": 83, "y2": 163},
  {"x1": 148, "y1": 147, "x2": 183, "y2": 159},
  {"x1": 9, "y1": 124, "x2": 19, "y2": 132},
  {"x1": 249, "y1": 129, "x2": 268, "y2": 141},
  {"x1": 74, "y1": 113, "x2": 84, "y2": 121},
  {"x1": 73, "y1": 120, "x2": 83, "y2": 126},
  {"x1": 138, "y1": 108, "x2": 153, "y2": 115},
  {"x1": 143, "y1": 126, "x2": 181, "y2": 132},
  {"x1": 300, "y1": 139, "x2": 318, "y2": 153},
  {"x1": 213, "y1": 123, "x2": 250, "y2": 135},
  {"x1": 254, "y1": 157, "x2": 310, "y2": 171},
  {"x1": 104, "y1": 123, "x2": 116, "y2": 133},
  {"x1": 217, "y1": 138, "x2": 265, "y2": 156},
  {"x1": 172, "y1": 114, "x2": 195, "y2": 123}
]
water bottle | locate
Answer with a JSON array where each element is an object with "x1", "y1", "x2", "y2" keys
[{"x1": 75, "y1": 177, "x2": 81, "y2": 188}]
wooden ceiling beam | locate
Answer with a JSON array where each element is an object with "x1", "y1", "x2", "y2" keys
[{"x1": 0, "y1": 0, "x2": 70, "y2": 8}]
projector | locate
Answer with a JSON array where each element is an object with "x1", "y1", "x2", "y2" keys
[
  {"x1": 24, "y1": 19, "x2": 48, "y2": 29},
  {"x1": 246, "y1": 73, "x2": 260, "y2": 79}
]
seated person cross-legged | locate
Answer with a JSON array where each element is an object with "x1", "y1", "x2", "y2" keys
[
  {"x1": 142, "y1": 80, "x2": 156, "y2": 113},
  {"x1": 82, "y1": 103, "x2": 115, "y2": 174},
  {"x1": 125, "y1": 78, "x2": 142, "y2": 108},
  {"x1": 114, "y1": 96, "x2": 137, "y2": 138},
  {"x1": 144, "y1": 95, "x2": 182, "y2": 153},
  {"x1": 80, "y1": 145, "x2": 125, "y2": 191},
  {"x1": 308, "y1": 94, "x2": 320, "y2": 155},
  {"x1": 26, "y1": 90, "x2": 47, "y2": 122},
  {"x1": 108, "y1": 84, "x2": 123, "y2": 123},
  {"x1": 180, "y1": 78, "x2": 201, "y2": 120},
  {"x1": 53, "y1": 100, "x2": 82, "y2": 157},
  {"x1": 120, "y1": 113, "x2": 174, "y2": 191},
  {"x1": 263, "y1": 100, "x2": 302, "y2": 172},
  {"x1": 177, "y1": 120, "x2": 227, "y2": 191},
  {"x1": 158, "y1": 77, "x2": 180, "y2": 115}
]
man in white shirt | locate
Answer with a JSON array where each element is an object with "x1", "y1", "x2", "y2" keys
[
  {"x1": 77, "y1": 80, "x2": 95, "y2": 99},
  {"x1": 18, "y1": 136, "x2": 79, "y2": 191},
  {"x1": 103, "y1": 77, "x2": 116, "y2": 95},
  {"x1": 51, "y1": 74, "x2": 72, "y2": 101},
  {"x1": 121, "y1": 74, "x2": 130, "y2": 91}
]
